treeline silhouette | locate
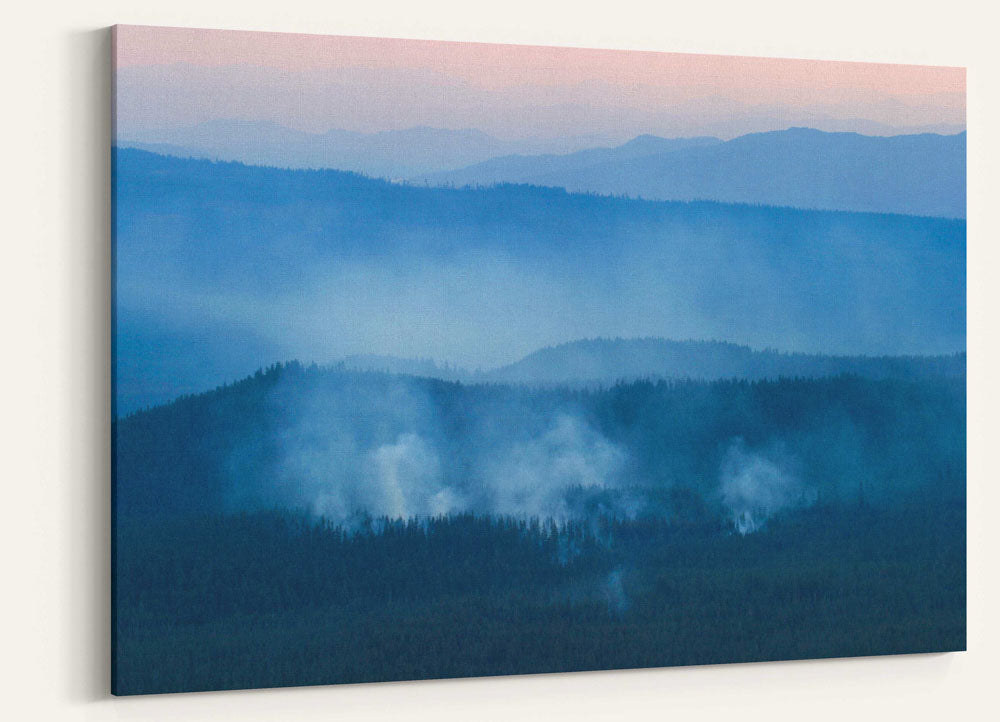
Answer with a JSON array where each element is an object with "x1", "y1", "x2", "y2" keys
[
  {"x1": 336, "y1": 339, "x2": 966, "y2": 386},
  {"x1": 486, "y1": 337, "x2": 966, "y2": 385}
]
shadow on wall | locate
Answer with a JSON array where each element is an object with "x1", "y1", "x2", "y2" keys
[{"x1": 67, "y1": 26, "x2": 111, "y2": 702}]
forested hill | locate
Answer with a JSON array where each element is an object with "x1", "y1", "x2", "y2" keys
[
  {"x1": 114, "y1": 362, "x2": 966, "y2": 523},
  {"x1": 483, "y1": 339, "x2": 966, "y2": 386},
  {"x1": 113, "y1": 360, "x2": 967, "y2": 692},
  {"x1": 335, "y1": 339, "x2": 966, "y2": 385}
]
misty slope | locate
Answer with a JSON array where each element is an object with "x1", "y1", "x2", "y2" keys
[
  {"x1": 424, "y1": 128, "x2": 966, "y2": 218},
  {"x1": 484, "y1": 339, "x2": 966, "y2": 385},
  {"x1": 411, "y1": 135, "x2": 721, "y2": 186},
  {"x1": 113, "y1": 149, "x2": 965, "y2": 413},
  {"x1": 121, "y1": 120, "x2": 618, "y2": 179}
]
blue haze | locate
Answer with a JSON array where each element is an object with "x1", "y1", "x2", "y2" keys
[{"x1": 113, "y1": 148, "x2": 965, "y2": 415}]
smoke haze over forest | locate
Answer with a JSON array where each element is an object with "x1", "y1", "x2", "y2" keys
[{"x1": 113, "y1": 149, "x2": 965, "y2": 413}]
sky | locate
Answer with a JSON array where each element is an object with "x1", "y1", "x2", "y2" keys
[{"x1": 114, "y1": 24, "x2": 966, "y2": 142}]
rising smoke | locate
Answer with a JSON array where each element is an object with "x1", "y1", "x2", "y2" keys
[
  {"x1": 223, "y1": 371, "x2": 830, "y2": 534},
  {"x1": 718, "y1": 438, "x2": 816, "y2": 534},
  {"x1": 233, "y1": 373, "x2": 633, "y2": 526}
]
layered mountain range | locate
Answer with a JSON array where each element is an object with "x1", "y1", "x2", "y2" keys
[{"x1": 121, "y1": 124, "x2": 965, "y2": 217}]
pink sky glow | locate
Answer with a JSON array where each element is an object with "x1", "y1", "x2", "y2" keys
[
  {"x1": 113, "y1": 24, "x2": 965, "y2": 140},
  {"x1": 115, "y1": 24, "x2": 964, "y2": 93}
]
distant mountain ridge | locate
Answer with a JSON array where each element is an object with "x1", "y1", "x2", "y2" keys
[
  {"x1": 423, "y1": 128, "x2": 967, "y2": 218},
  {"x1": 483, "y1": 338, "x2": 966, "y2": 386},
  {"x1": 335, "y1": 338, "x2": 965, "y2": 388},
  {"x1": 120, "y1": 120, "x2": 622, "y2": 179},
  {"x1": 122, "y1": 125, "x2": 966, "y2": 217},
  {"x1": 411, "y1": 135, "x2": 722, "y2": 187}
]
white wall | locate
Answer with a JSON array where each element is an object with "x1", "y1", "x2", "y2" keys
[{"x1": 2, "y1": 1, "x2": 997, "y2": 719}]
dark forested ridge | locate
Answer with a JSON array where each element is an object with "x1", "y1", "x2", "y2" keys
[
  {"x1": 112, "y1": 362, "x2": 966, "y2": 693},
  {"x1": 113, "y1": 362, "x2": 966, "y2": 522},
  {"x1": 114, "y1": 147, "x2": 966, "y2": 277}
]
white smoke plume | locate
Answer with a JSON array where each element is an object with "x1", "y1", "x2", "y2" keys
[
  {"x1": 483, "y1": 414, "x2": 626, "y2": 522},
  {"x1": 718, "y1": 439, "x2": 815, "y2": 534},
  {"x1": 243, "y1": 374, "x2": 630, "y2": 525}
]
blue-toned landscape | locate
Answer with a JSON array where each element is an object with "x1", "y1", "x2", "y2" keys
[{"x1": 112, "y1": 26, "x2": 966, "y2": 695}]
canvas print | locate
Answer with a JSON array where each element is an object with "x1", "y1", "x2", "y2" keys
[{"x1": 111, "y1": 25, "x2": 966, "y2": 695}]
